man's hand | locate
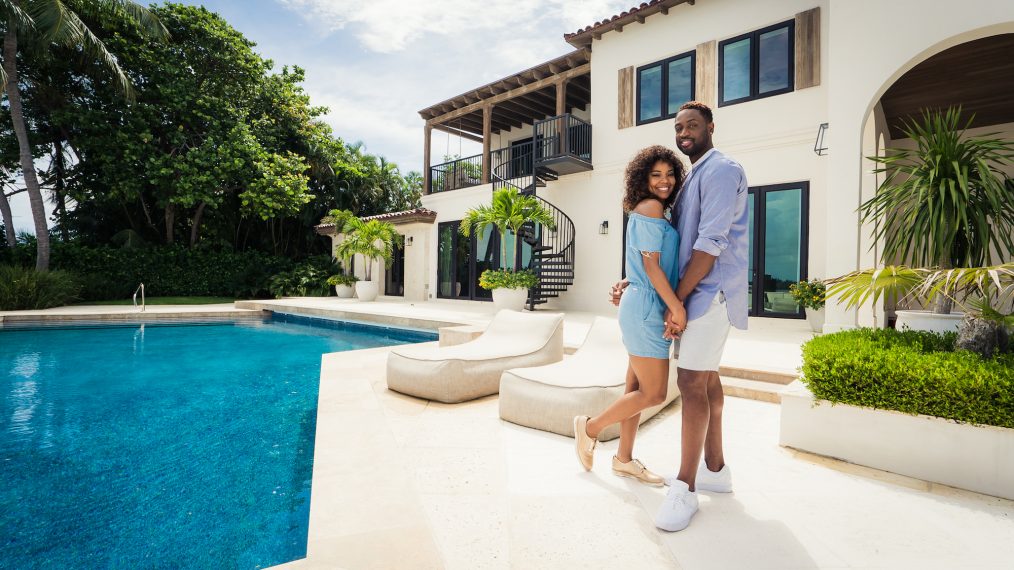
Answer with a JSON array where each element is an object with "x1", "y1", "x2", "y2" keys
[
  {"x1": 609, "y1": 279, "x2": 629, "y2": 306},
  {"x1": 663, "y1": 304, "x2": 688, "y2": 340}
]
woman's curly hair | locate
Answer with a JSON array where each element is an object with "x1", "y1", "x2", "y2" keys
[{"x1": 622, "y1": 145, "x2": 686, "y2": 212}]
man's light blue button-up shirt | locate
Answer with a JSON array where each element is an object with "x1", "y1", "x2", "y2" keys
[{"x1": 671, "y1": 148, "x2": 750, "y2": 330}]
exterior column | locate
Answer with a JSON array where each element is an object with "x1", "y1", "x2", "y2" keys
[
  {"x1": 481, "y1": 104, "x2": 492, "y2": 184},
  {"x1": 423, "y1": 123, "x2": 432, "y2": 194},
  {"x1": 555, "y1": 78, "x2": 568, "y2": 115}
]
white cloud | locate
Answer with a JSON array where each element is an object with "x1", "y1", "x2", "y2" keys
[
  {"x1": 270, "y1": 0, "x2": 631, "y2": 173},
  {"x1": 278, "y1": 0, "x2": 630, "y2": 52}
]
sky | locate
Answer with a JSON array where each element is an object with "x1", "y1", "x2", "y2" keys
[{"x1": 8, "y1": 0, "x2": 632, "y2": 233}]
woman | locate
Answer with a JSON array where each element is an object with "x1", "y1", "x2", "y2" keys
[{"x1": 574, "y1": 145, "x2": 687, "y2": 485}]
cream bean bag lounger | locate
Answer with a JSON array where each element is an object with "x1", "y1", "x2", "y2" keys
[
  {"x1": 499, "y1": 316, "x2": 679, "y2": 441},
  {"x1": 386, "y1": 310, "x2": 564, "y2": 403}
]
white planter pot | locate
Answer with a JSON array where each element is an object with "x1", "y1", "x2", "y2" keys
[
  {"x1": 780, "y1": 381, "x2": 1014, "y2": 500},
  {"x1": 334, "y1": 284, "x2": 355, "y2": 298},
  {"x1": 895, "y1": 309, "x2": 964, "y2": 333},
  {"x1": 805, "y1": 307, "x2": 825, "y2": 333},
  {"x1": 492, "y1": 287, "x2": 529, "y2": 312},
  {"x1": 355, "y1": 281, "x2": 379, "y2": 302}
]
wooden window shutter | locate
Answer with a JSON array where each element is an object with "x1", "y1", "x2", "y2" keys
[
  {"x1": 618, "y1": 66, "x2": 634, "y2": 129},
  {"x1": 695, "y1": 40, "x2": 717, "y2": 107},
  {"x1": 795, "y1": 7, "x2": 820, "y2": 89}
]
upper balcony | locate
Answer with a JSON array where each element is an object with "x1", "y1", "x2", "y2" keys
[
  {"x1": 418, "y1": 49, "x2": 592, "y2": 195},
  {"x1": 429, "y1": 113, "x2": 592, "y2": 194}
]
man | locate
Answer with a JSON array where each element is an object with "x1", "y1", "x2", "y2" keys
[{"x1": 611, "y1": 101, "x2": 749, "y2": 532}]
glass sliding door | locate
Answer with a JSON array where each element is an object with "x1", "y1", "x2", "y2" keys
[
  {"x1": 748, "y1": 182, "x2": 809, "y2": 318},
  {"x1": 436, "y1": 221, "x2": 500, "y2": 301}
]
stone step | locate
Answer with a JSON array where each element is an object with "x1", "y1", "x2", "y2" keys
[
  {"x1": 720, "y1": 376, "x2": 787, "y2": 404},
  {"x1": 718, "y1": 365, "x2": 797, "y2": 385}
]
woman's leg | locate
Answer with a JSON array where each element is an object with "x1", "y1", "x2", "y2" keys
[
  {"x1": 616, "y1": 364, "x2": 641, "y2": 463},
  {"x1": 586, "y1": 355, "x2": 668, "y2": 439}
]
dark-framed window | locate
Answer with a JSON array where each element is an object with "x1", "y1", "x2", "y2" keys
[
  {"x1": 747, "y1": 182, "x2": 809, "y2": 318},
  {"x1": 719, "y1": 20, "x2": 794, "y2": 107},
  {"x1": 636, "y1": 50, "x2": 696, "y2": 125}
]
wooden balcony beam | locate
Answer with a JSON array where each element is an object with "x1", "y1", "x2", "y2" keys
[{"x1": 425, "y1": 63, "x2": 590, "y2": 126}]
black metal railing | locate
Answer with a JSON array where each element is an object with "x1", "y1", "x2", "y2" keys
[
  {"x1": 430, "y1": 153, "x2": 483, "y2": 193},
  {"x1": 533, "y1": 114, "x2": 592, "y2": 163},
  {"x1": 490, "y1": 140, "x2": 535, "y2": 196}
]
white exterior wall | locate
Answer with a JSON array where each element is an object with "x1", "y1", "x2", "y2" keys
[
  {"x1": 823, "y1": 0, "x2": 1014, "y2": 331},
  {"x1": 421, "y1": 0, "x2": 1014, "y2": 321},
  {"x1": 551, "y1": 0, "x2": 830, "y2": 313}
]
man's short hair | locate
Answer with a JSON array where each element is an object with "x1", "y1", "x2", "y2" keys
[{"x1": 677, "y1": 101, "x2": 713, "y2": 123}]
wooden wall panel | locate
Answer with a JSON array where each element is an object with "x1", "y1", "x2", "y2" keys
[
  {"x1": 695, "y1": 40, "x2": 716, "y2": 106},
  {"x1": 795, "y1": 7, "x2": 821, "y2": 90},
  {"x1": 618, "y1": 66, "x2": 634, "y2": 129}
]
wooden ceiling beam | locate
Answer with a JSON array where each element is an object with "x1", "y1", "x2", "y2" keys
[{"x1": 425, "y1": 63, "x2": 591, "y2": 125}]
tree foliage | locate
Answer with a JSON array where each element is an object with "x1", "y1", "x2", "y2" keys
[{"x1": 4, "y1": 2, "x2": 420, "y2": 259}]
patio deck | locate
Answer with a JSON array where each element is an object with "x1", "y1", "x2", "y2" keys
[{"x1": 8, "y1": 298, "x2": 1011, "y2": 568}]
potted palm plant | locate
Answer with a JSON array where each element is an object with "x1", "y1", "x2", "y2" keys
[
  {"x1": 854, "y1": 106, "x2": 1014, "y2": 332},
  {"x1": 334, "y1": 217, "x2": 402, "y2": 302},
  {"x1": 460, "y1": 187, "x2": 555, "y2": 311},
  {"x1": 322, "y1": 209, "x2": 358, "y2": 298}
]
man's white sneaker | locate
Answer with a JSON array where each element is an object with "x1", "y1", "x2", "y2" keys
[
  {"x1": 654, "y1": 479, "x2": 698, "y2": 532},
  {"x1": 696, "y1": 462, "x2": 732, "y2": 493}
]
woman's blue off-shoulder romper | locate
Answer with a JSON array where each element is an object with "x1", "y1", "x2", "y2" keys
[{"x1": 618, "y1": 212, "x2": 680, "y2": 359}]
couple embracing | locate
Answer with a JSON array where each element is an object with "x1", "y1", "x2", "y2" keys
[{"x1": 573, "y1": 101, "x2": 749, "y2": 532}]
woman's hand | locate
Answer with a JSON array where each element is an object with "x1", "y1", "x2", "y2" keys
[{"x1": 663, "y1": 302, "x2": 687, "y2": 340}]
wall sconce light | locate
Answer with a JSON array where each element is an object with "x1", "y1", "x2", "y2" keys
[
  {"x1": 599, "y1": 220, "x2": 609, "y2": 235},
  {"x1": 813, "y1": 122, "x2": 828, "y2": 156},
  {"x1": 405, "y1": 236, "x2": 414, "y2": 246}
]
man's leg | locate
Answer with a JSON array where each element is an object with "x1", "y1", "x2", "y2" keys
[
  {"x1": 703, "y1": 370, "x2": 725, "y2": 471},
  {"x1": 674, "y1": 368, "x2": 710, "y2": 491}
]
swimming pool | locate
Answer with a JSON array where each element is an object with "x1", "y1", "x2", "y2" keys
[{"x1": 0, "y1": 314, "x2": 436, "y2": 569}]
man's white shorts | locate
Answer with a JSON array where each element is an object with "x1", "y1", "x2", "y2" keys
[{"x1": 672, "y1": 292, "x2": 731, "y2": 371}]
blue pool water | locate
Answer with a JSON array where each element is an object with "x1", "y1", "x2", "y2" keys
[{"x1": 0, "y1": 315, "x2": 435, "y2": 569}]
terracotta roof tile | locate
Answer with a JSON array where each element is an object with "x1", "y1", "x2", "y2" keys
[
  {"x1": 565, "y1": 0, "x2": 693, "y2": 48},
  {"x1": 314, "y1": 208, "x2": 437, "y2": 234}
]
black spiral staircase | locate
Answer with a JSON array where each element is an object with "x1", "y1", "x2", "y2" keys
[{"x1": 489, "y1": 114, "x2": 592, "y2": 309}]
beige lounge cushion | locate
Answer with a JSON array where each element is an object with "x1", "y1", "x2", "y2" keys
[
  {"x1": 499, "y1": 317, "x2": 679, "y2": 441},
  {"x1": 386, "y1": 310, "x2": 564, "y2": 403}
]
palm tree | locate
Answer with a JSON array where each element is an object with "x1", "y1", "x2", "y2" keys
[
  {"x1": 459, "y1": 187, "x2": 555, "y2": 272},
  {"x1": 1, "y1": 0, "x2": 168, "y2": 270},
  {"x1": 861, "y1": 107, "x2": 1014, "y2": 313},
  {"x1": 334, "y1": 217, "x2": 401, "y2": 281}
]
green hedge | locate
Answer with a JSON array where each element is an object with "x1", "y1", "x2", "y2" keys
[
  {"x1": 801, "y1": 328, "x2": 1014, "y2": 429},
  {"x1": 4, "y1": 242, "x2": 295, "y2": 301}
]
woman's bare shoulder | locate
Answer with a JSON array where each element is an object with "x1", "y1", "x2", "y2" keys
[{"x1": 631, "y1": 199, "x2": 664, "y2": 219}]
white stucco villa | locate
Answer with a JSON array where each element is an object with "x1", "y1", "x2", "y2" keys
[{"x1": 320, "y1": 0, "x2": 1014, "y2": 333}]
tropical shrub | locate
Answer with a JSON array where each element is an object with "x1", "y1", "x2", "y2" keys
[
  {"x1": 800, "y1": 328, "x2": 1014, "y2": 428},
  {"x1": 789, "y1": 279, "x2": 826, "y2": 310},
  {"x1": 326, "y1": 273, "x2": 359, "y2": 287},
  {"x1": 479, "y1": 269, "x2": 537, "y2": 290},
  {"x1": 267, "y1": 256, "x2": 339, "y2": 297},
  {"x1": 0, "y1": 265, "x2": 81, "y2": 310}
]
